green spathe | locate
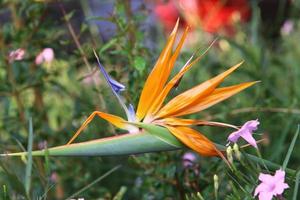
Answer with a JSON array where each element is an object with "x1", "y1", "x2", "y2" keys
[{"x1": 2, "y1": 124, "x2": 184, "y2": 157}]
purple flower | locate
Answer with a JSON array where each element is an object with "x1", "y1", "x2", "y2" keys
[
  {"x1": 8, "y1": 48, "x2": 25, "y2": 63},
  {"x1": 254, "y1": 169, "x2": 289, "y2": 200},
  {"x1": 182, "y1": 152, "x2": 197, "y2": 168},
  {"x1": 228, "y1": 119, "x2": 259, "y2": 148}
]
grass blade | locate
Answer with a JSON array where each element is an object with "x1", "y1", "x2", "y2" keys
[
  {"x1": 112, "y1": 186, "x2": 127, "y2": 200},
  {"x1": 2, "y1": 185, "x2": 8, "y2": 200},
  {"x1": 66, "y1": 165, "x2": 122, "y2": 199},
  {"x1": 293, "y1": 170, "x2": 300, "y2": 200},
  {"x1": 282, "y1": 125, "x2": 299, "y2": 170},
  {"x1": 25, "y1": 117, "x2": 33, "y2": 195}
]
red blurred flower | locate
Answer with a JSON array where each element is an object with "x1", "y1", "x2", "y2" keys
[{"x1": 154, "y1": 0, "x2": 251, "y2": 34}]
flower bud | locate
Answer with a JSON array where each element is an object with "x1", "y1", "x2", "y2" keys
[
  {"x1": 233, "y1": 143, "x2": 241, "y2": 160},
  {"x1": 226, "y1": 146, "x2": 233, "y2": 164},
  {"x1": 213, "y1": 174, "x2": 219, "y2": 191}
]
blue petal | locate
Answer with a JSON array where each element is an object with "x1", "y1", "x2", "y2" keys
[
  {"x1": 93, "y1": 50, "x2": 133, "y2": 121},
  {"x1": 127, "y1": 104, "x2": 136, "y2": 122},
  {"x1": 109, "y1": 77, "x2": 125, "y2": 93},
  {"x1": 93, "y1": 51, "x2": 125, "y2": 93}
]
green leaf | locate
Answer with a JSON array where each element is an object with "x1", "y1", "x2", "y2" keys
[
  {"x1": 133, "y1": 56, "x2": 146, "y2": 74},
  {"x1": 99, "y1": 38, "x2": 118, "y2": 54}
]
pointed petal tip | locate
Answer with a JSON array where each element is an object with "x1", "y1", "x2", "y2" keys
[
  {"x1": 244, "y1": 81, "x2": 260, "y2": 88},
  {"x1": 170, "y1": 18, "x2": 180, "y2": 36},
  {"x1": 235, "y1": 60, "x2": 244, "y2": 68}
]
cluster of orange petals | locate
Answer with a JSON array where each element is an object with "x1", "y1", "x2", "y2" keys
[{"x1": 134, "y1": 21, "x2": 255, "y2": 157}]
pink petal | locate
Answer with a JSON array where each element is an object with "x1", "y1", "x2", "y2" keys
[
  {"x1": 273, "y1": 182, "x2": 289, "y2": 195},
  {"x1": 255, "y1": 183, "x2": 269, "y2": 196},
  {"x1": 258, "y1": 191, "x2": 273, "y2": 200},
  {"x1": 227, "y1": 119, "x2": 259, "y2": 147},
  {"x1": 274, "y1": 169, "x2": 285, "y2": 181},
  {"x1": 35, "y1": 53, "x2": 44, "y2": 65},
  {"x1": 240, "y1": 131, "x2": 258, "y2": 148},
  {"x1": 35, "y1": 48, "x2": 55, "y2": 65},
  {"x1": 259, "y1": 173, "x2": 274, "y2": 183},
  {"x1": 42, "y1": 48, "x2": 54, "y2": 62},
  {"x1": 244, "y1": 119, "x2": 259, "y2": 132},
  {"x1": 228, "y1": 130, "x2": 240, "y2": 142},
  {"x1": 182, "y1": 152, "x2": 197, "y2": 167},
  {"x1": 9, "y1": 48, "x2": 25, "y2": 62}
]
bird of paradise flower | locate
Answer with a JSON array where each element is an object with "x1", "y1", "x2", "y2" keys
[
  {"x1": 66, "y1": 20, "x2": 256, "y2": 158},
  {"x1": 2, "y1": 20, "x2": 257, "y2": 160}
]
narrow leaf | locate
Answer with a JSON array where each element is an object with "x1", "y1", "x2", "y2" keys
[
  {"x1": 293, "y1": 170, "x2": 300, "y2": 200},
  {"x1": 25, "y1": 117, "x2": 33, "y2": 195},
  {"x1": 66, "y1": 165, "x2": 121, "y2": 200},
  {"x1": 282, "y1": 124, "x2": 300, "y2": 170}
]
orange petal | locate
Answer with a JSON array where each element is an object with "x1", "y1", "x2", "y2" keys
[
  {"x1": 160, "y1": 118, "x2": 238, "y2": 129},
  {"x1": 172, "y1": 81, "x2": 258, "y2": 117},
  {"x1": 98, "y1": 112, "x2": 128, "y2": 129},
  {"x1": 165, "y1": 26, "x2": 189, "y2": 77},
  {"x1": 156, "y1": 61, "x2": 244, "y2": 119},
  {"x1": 135, "y1": 20, "x2": 179, "y2": 121},
  {"x1": 67, "y1": 111, "x2": 128, "y2": 144},
  {"x1": 165, "y1": 126, "x2": 221, "y2": 157},
  {"x1": 144, "y1": 40, "x2": 217, "y2": 122}
]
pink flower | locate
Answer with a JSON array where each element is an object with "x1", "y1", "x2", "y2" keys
[
  {"x1": 228, "y1": 119, "x2": 259, "y2": 148},
  {"x1": 50, "y1": 172, "x2": 58, "y2": 183},
  {"x1": 254, "y1": 169, "x2": 289, "y2": 200},
  {"x1": 35, "y1": 48, "x2": 54, "y2": 65},
  {"x1": 8, "y1": 48, "x2": 25, "y2": 63},
  {"x1": 281, "y1": 20, "x2": 294, "y2": 36},
  {"x1": 182, "y1": 152, "x2": 197, "y2": 167},
  {"x1": 38, "y1": 140, "x2": 47, "y2": 150}
]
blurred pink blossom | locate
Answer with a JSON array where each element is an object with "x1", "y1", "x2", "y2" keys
[
  {"x1": 254, "y1": 169, "x2": 289, "y2": 200},
  {"x1": 50, "y1": 172, "x2": 58, "y2": 183},
  {"x1": 38, "y1": 140, "x2": 47, "y2": 150},
  {"x1": 35, "y1": 48, "x2": 54, "y2": 65},
  {"x1": 82, "y1": 71, "x2": 102, "y2": 86},
  {"x1": 228, "y1": 119, "x2": 259, "y2": 148},
  {"x1": 8, "y1": 48, "x2": 25, "y2": 63},
  {"x1": 182, "y1": 152, "x2": 197, "y2": 168},
  {"x1": 281, "y1": 20, "x2": 294, "y2": 36}
]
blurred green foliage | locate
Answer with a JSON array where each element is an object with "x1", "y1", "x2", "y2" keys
[{"x1": 0, "y1": 0, "x2": 299, "y2": 199}]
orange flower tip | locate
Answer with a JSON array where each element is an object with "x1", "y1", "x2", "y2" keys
[
  {"x1": 248, "y1": 81, "x2": 261, "y2": 86},
  {"x1": 236, "y1": 60, "x2": 244, "y2": 68},
  {"x1": 170, "y1": 18, "x2": 180, "y2": 35}
]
